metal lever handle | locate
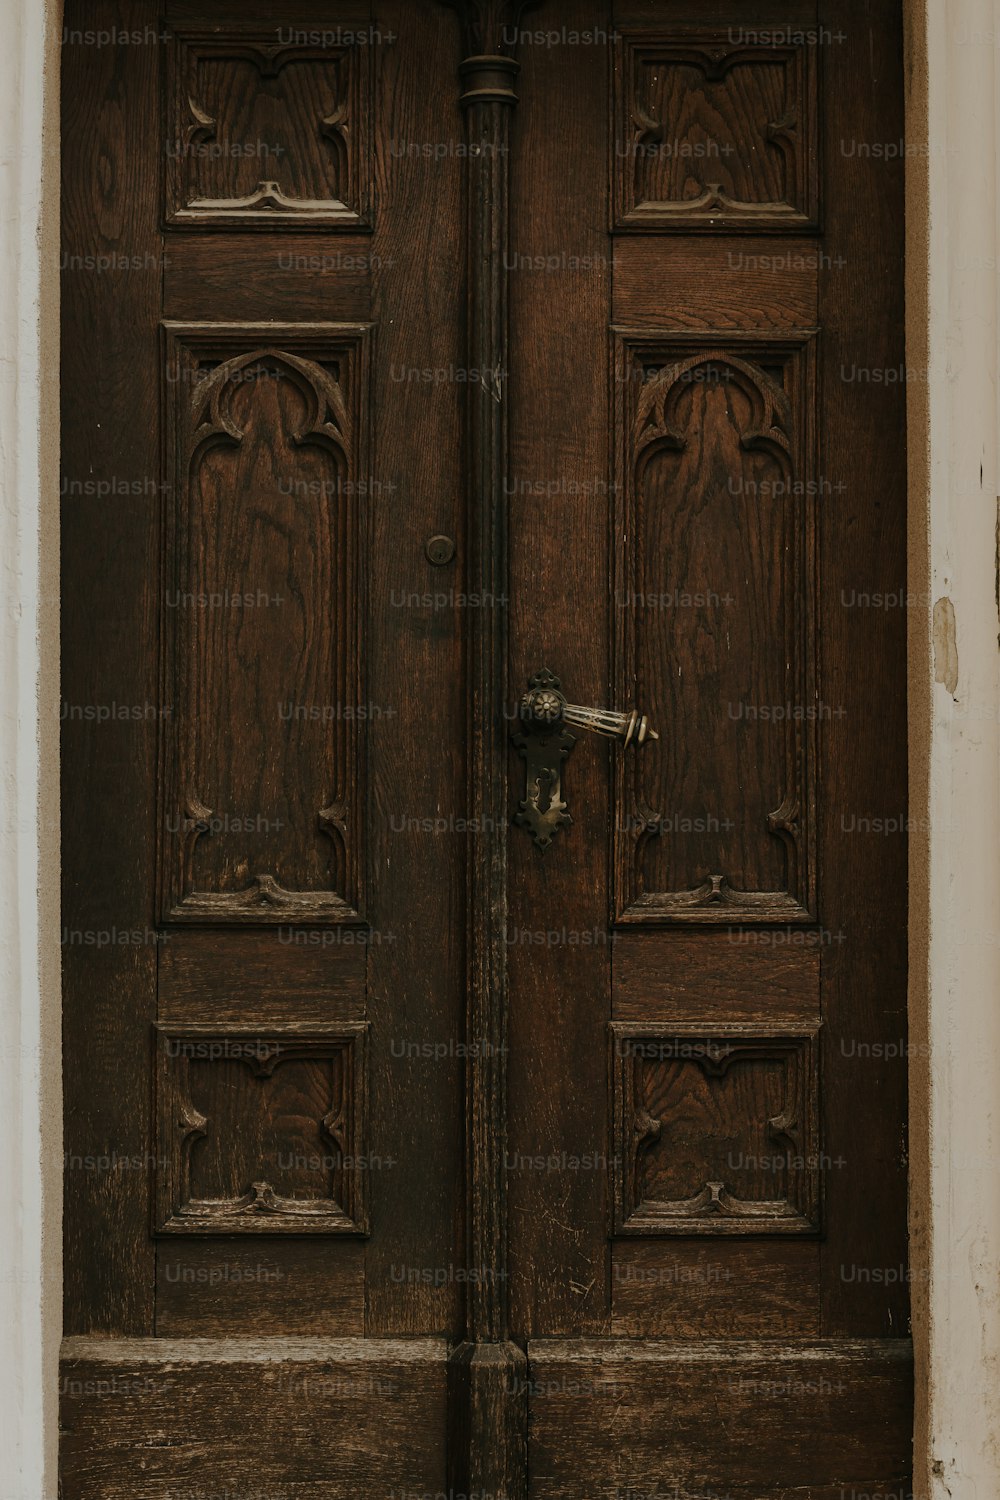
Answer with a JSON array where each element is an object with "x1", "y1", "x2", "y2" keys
[
  {"x1": 519, "y1": 674, "x2": 658, "y2": 746},
  {"x1": 561, "y1": 704, "x2": 658, "y2": 747},
  {"x1": 514, "y1": 669, "x2": 658, "y2": 849}
]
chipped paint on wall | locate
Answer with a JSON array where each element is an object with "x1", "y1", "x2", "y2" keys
[{"x1": 932, "y1": 597, "x2": 958, "y2": 696}]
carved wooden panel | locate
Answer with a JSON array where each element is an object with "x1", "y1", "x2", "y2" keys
[
  {"x1": 159, "y1": 322, "x2": 370, "y2": 925},
  {"x1": 611, "y1": 1023, "x2": 821, "y2": 1236},
  {"x1": 165, "y1": 30, "x2": 373, "y2": 229},
  {"x1": 155, "y1": 1023, "x2": 369, "y2": 1235},
  {"x1": 612, "y1": 30, "x2": 819, "y2": 232},
  {"x1": 613, "y1": 330, "x2": 818, "y2": 924}
]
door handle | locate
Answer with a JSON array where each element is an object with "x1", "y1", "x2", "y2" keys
[
  {"x1": 520, "y1": 674, "x2": 658, "y2": 745},
  {"x1": 513, "y1": 668, "x2": 658, "y2": 849}
]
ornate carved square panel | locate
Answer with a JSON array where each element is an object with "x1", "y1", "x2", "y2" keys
[
  {"x1": 612, "y1": 29, "x2": 819, "y2": 231},
  {"x1": 612, "y1": 329, "x2": 818, "y2": 924},
  {"x1": 165, "y1": 29, "x2": 373, "y2": 229},
  {"x1": 155, "y1": 1023, "x2": 369, "y2": 1235},
  {"x1": 158, "y1": 322, "x2": 371, "y2": 925},
  {"x1": 611, "y1": 1023, "x2": 821, "y2": 1236}
]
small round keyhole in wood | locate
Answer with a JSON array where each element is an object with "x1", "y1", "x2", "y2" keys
[{"x1": 425, "y1": 534, "x2": 456, "y2": 566}]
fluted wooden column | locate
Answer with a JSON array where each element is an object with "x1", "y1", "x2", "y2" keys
[{"x1": 439, "y1": 5, "x2": 538, "y2": 1496}]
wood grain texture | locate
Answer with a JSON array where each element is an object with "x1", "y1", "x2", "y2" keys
[
  {"x1": 611, "y1": 1240, "x2": 820, "y2": 1336},
  {"x1": 816, "y1": 0, "x2": 909, "y2": 1337},
  {"x1": 61, "y1": 0, "x2": 162, "y2": 1336},
  {"x1": 449, "y1": 1339, "x2": 530, "y2": 1500},
  {"x1": 612, "y1": 329, "x2": 818, "y2": 924},
  {"x1": 155, "y1": 1240, "x2": 366, "y2": 1336},
  {"x1": 605, "y1": 0, "x2": 908, "y2": 1360},
  {"x1": 60, "y1": 1337, "x2": 448, "y2": 1498},
  {"x1": 614, "y1": 930, "x2": 821, "y2": 1021},
  {"x1": 506, "y1": 0, "x2": 613, "y2": 1343},
  {"x1": 165, "y1": 28, "x2": 373, "y2": 228},
  {"x1": 158, "y1": 321, "x2": 370, "y2": 925},
  {"x1": 154, "y1": 1023, "x2": 369, "y2": 1234},
  {"x1": 440, "y1": 0, "x2": 544, "y2": 55},
  {"x1": 163, "y1": 235, "x2": 373, "y2": 323},
  {"x1": 61, "y1": 0, "x2": 910, "y2": 1490},
  {"x1": 363, "y1": 0, "x2": 467, "y2": 1338},
  {"x1": 166, "y1": 0, "x2": 375, "y2": 24},
  {"x1": 611, "y1": 1024, "x2": 821, "y2": 1234},
  {"x1": 614, "y1": 236, "x2": 819, "y2": 330},
  {"x1": 613, "y1": 30, "x2": 819, "y2": 231},
  {"x1": 459, "y1": 54, "x2": 518, "y2": 1349},
  {"x1": 157, "y1": 929, "x2": 367, "y2": 1022},
  {"x1": 442, "y1": 9, "x2": 539, "y2": 1494},
  {"x1": 527, "y1": 1338, "x2": 913, "y2": 1498},
  {"x1": 614, "y1": 0, "x2": 817, "y2": 29}
]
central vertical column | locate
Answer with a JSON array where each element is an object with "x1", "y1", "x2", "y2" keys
[{"x1": 442, "y1": 5, "x2": 537, "y2": 1498}]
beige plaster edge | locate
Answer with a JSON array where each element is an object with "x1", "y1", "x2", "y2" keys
[
  {"x1": 38, "y1": 2, "x2": 63, "y2": 1494},
  {"x1": 907, "y1": 0, "x2": 1000, "y2": 1494},
  {"x1": 904, "y1": 0, "x2": 932, "y2": 1491},
  {"x1": 0, "y1": 0, "x2": 62, "y2": 1494}
]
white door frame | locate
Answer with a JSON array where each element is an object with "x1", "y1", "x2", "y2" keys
[
  {"x1": 0, "y1": 0, "x2": 61, "y2": 1494},
  {"x1": 1, "y1": 0, "x2": 995, "y2": 1493},
  {"x1": 906, "y1": 0, "x2": 1000, "y2": 1489}
]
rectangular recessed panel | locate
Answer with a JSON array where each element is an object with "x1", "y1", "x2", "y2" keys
[
  {"x1": 165, "y1": 28, "x2": 373, "y2": 229},
  {"x1": 613, "y1": 930, "x2": 821, "y2": 1021},
  {"x1": 155, "y1": 1240, "x2": 366, "y2": 1336},
  {"x1": 613, "y1": 329, "x2": 818, "y2": 923},
  {"x1": 613, "y1": 29, "x2": 819, "y2": 231},
  {"x1": 613, "y1": 235, "x2": 820, "y2": 332},
  {"x1": 157, "y1": 931, "x2": 367, "y2": 1023},
  {"x1": 60, "y1": 1337, "x2": 447, "y2": 1499},
  {"x1": 611, "y1": 1239, "x2": 820, "y2": 1337},
  {"x1": 163, "y1": 235, "x2": 374, "y2": 323},
  {"x1": 155, "y1": 1023, "x2": 368, "y2": 1234},
  {"x1": 528, "y1": 1339, "x2": 912, "y2": 1500},
  {"x1": 611, "y1": 1023, "x2": 821, "y2": 1234},
  {"x1": 159, "y1": 322, "x2": 370, "y2": 924}
]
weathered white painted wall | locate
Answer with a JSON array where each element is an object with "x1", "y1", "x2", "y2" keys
[
  {"x1": 0, "y1": 0, "x2": 60, "y2": 1496},
  {"x1": 909, "y1": 0, "x2": 1000, "y2": 1494}
]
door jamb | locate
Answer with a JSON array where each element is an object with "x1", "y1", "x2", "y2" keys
[
  {"x1": 0, "y1": 0, "x2": 61, "y2": 1493},
  {"x1": 905, "y1": 0, "x2": 1000, "y2": 1492}
]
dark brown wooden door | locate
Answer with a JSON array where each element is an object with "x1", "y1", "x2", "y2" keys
[
  {"x1": 506, "y1": 5, "x2": 911, "y2": 1494},
  {"x1": 60, "y1": 2, "x2": 911, "y2": 1497}
]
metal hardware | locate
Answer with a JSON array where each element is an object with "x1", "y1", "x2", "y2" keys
[
  {"x1": 513, "y1": 668, "x2": 658, "y2": 849},
  {"x1": 512, "y1": 671, "x2": 576, "y2": 850},
  {"x1": 425, "y1": 534, "x2": 456, "y2": 566}
]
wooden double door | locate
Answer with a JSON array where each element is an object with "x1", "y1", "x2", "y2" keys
[{"x1": 61, "y1": 1, "x2": 911, "y2": 1495}]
